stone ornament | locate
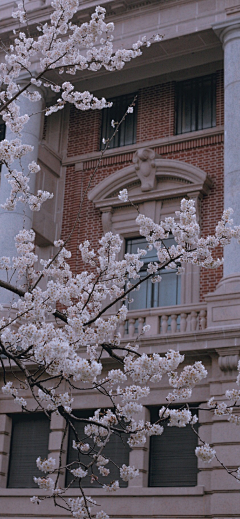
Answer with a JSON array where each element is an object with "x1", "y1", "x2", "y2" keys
[
  {"x1": 218, "y1": 354, "x2": 239, "y2": 372},
  {"x1": 133, "y1": 148, "x2": 157, "y2": 192}
]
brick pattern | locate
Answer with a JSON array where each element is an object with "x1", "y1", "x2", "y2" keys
[
  {"x1": 67, "y1": 106, "x2": 102, "y2": 157},
  {"x1": 62, "y1": 71, "x2": 224, "y2": 300},
  {"x1": 137, "y1": 82, "x2": 175, "y2": 142},
  {"x1": 159, "y1": 142, "x2": 224, "y2": 300}
]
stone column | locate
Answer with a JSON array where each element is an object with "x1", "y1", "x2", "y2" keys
[
  {"x1": 219, "y1": 22, "x2": 240, "y2": 277},
  {"x1": 206, "y1": 21, "x2": 240, "y2": 327},
  {"x1": 0, "y1": 91, "x2": 43, "y2": 303}
]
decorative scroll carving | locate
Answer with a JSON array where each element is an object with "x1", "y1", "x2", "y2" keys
[
  {"x1": 218, "y1": 354, "x2": 239, "y2": 372},
  {"x1": 133, "y1": 148, "x2": 157, "y2": 192}
]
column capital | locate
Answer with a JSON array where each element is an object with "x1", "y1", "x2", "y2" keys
[{"x1": 213, "y1": 19, "x2": 240, "y2": 47}]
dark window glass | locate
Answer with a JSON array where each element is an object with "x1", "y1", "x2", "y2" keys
[
  {"x1": 100, "y1": 93, "x2": 137, "y2": 150},
  {"x1": 7, "y1": 413, "x2": 50, "y2": 488},
  {"x1": 0, "y1": 120, "x2": 6, "y2": 171},
  {"x1": 125, "y1": 236, "x2": 181, "y2": 310},
  {"x1": 0, "y1": 121, "x2": 5, "y2": 141},
  {"x1": 66, "y1": 410, "x2": 130, "y2": 488},
  {"x1": 176, "y1": 74, "x2": 216, "y2": 135},
  {"x1": 148, "y1": 406, "x2": 199, "y2": 487}
]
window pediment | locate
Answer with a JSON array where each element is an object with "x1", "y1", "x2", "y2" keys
[{"x1": 88, "y1": 148, "x2": 212, "y2": 210}]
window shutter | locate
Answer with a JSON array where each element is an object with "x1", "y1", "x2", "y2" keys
[
  {"x1": 7, "y1": 413, "x2": 50, "y2": 488},
  {"x1": 66, "y1": 410, "x2": 130, "y2": 488},
  {"x1": 148, "y1": 406, "x2": 198, "y2": 487}
]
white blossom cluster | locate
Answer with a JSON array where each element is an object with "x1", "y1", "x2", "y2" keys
[
  {"x1": 119, "y1": 464, "x2": 139, "y2": 481},
  {"x1": 84, "y1": 409, "x2": 117, "y2": 446},
  {"x1": 0, "y1": 2, "x2": 159, "y2": 215},
  {"x1": 1, "y1": 194, "x2": 240, "y2": 518},
  {"x1": 36, "y1": 457, "x2": 56, "y2": 473},
  {"x1": 0, "y1": 2, "x2": 240, "y2": 518},
  {"x1": 166, "y1": 408, "x2": 196, "y2": 428},
  {"x1": 33, "y1": 476, "x2": 55, "y2": 492},
  {"x1": 68, "y1": 496, "x2": 94, "y2": 519},
  {"x1": 206, "y1": 360, "x2": 240, "y2": 425},
  {"x1": 167, "y1": 361, "x2": 208, "y2": 402},
  {"x1": 1, "y1": 381, "x2": 27, "y2": 408},
  {"x1": 195, "y1": 444, "x2": 216, "y2": 463},
  {"x1": 68, "y1": 495, "x2": 109, "y2": 519},
  {"x1": 70, "y1": 467, "x2": 88, "y2": 478}
]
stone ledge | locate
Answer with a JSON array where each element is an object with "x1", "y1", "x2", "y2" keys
[
  {"x1": 63, "y1": 126, "x2": 224, "y2": 166},
  {"x1": 0, "y1": 485, "x2": 205, "y2": 497}
]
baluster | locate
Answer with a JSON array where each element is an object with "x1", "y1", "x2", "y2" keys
[
  {"x1": 129, "y1": 318, "x2": 136, "y2": 338},
  {"x1": 190, "y1": 311, "x2": 198, "y2": 331},
  {"x1": 161, "y1": 315, "x2": 168, "y2": 334},
  {"x1": 119, "y1": 322, "x2": 125, "y2": 338},
  {"x1": 199, "y1": 309, "x2": 207, "y2": 330},
  {"x1": 171, "y1": 314, "x2": 177, "y2": 333},
  {"x1": 180, "y1": 313, "x2": 187, "y2": 333},
  {"x1": 138, "y1": 317, "x2": 145, "y2": 335},
  {"x1": 186, "y1": 313, "x2": 191, "y2": 332}
]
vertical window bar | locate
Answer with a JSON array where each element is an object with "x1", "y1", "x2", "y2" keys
[{"x1": 176, "y1": 74, "x2": 216, "y2": 135}]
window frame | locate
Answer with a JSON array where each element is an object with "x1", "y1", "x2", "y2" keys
[{"x1": 125, "y1": 235, "x2": 181, "y2": 310}]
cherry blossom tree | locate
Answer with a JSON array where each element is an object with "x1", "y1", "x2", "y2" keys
[{"x1": 1, "y1": 2, "x2": 240, "y2": 519}]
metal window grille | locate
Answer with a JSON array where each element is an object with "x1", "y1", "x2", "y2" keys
[
  {"x1": 7, "y1": 413, "x2": 50, "y2": 488},
  {"x1": 148, "y1": 405, "x2": 199, "y2": 487},
  {"x1": 125, "y1": 237, "x2": 181, "y2": 310},
  {"x1": 65, "y1": 409, "x2": 130, "y2": 488},
  {"x1": 100, "y1": 93, "x2": 137, "y2": 150},
  {"x1": 176, "y1": 74, "x2": 216, "y2": 135}
]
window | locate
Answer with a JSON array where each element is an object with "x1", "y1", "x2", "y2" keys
[
  {"x1": 0, "y1": 120, "x2": 5, "y2": 171},
  {"x1": 66, "y1": 410, "x2": 130, "y2": 488},
  {"x1": 126, "y1": 236, "x2": 181, "y2": 310},
  {"x1": 148, "y1": 406, "x2": 199, "y2": 487},
  {"x1": 0, "y1": 120, "x2": 5, "y2": 141},
  {"x1": 176, "y1": 74, "x2": 216, "y2": 135},
  {"x1": 100, "y1": 93, "x2": 137, "y2": 150},
  {"x1": 7, "y1": 413, "x2": 50, "y2": 488}
]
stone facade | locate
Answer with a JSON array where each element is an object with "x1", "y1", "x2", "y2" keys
[{"x1": 1, "y1": 1, "x2": 240, "y2": 519}]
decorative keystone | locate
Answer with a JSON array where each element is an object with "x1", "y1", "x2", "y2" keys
[{"x1": 132, "y1": 148, "x2": 157, "y2": 192}]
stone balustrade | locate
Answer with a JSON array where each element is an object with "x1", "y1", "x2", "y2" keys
[{"x1": 118, "y1": 303, "x2": 207, "y2": 338}]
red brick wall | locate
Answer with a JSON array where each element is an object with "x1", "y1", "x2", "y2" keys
[
  {"x1": 62, "y1": 70, "x2": 224, "y2": 299},
  {"x1": 67, "y1": 107, "x2": 102, "y2": 157},
  {"x1": 137, "y1": 82, "x2": 175, "y2": 142}
]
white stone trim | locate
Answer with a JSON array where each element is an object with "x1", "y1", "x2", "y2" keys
[{"x1": 89, "y1": 151, "x2": 211, "y2": 305}]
